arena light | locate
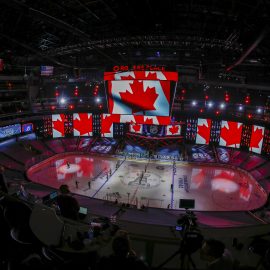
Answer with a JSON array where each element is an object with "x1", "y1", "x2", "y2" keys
[
  {"x1": 59, "y1": 97, "x2": 66, "y2": 104},
  {"x1": 224, "y1": 91, "x2": 230, "y2": 103},
  {"x1": 79, "y1": 99, "x2": 83, "y2": 102},
  {"x1": 219, "y1": 103, "x2": 225, "y2": 109},
  {"x1": 191, "y1": 100, "x2": 197, "y2": 106},
  {"x1": 257, "y1": 108, "x2": 262, "y2": 114},
  {"x1": 245, "y1": 94, "x2": 250, "y2": 104},
  {"x1": 239, "y1": 105, "x2": 243, "y2": 111},
  {"x1": 207, "y1": 101, "x2": 213, "y2": 108},
  {"x1": 95, "y1": 97, "x2": 101, "y2": 103}
]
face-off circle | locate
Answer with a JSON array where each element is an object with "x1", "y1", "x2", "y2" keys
[{"x1": 120, "y1": 171, "x2": 161, "y2": 189}]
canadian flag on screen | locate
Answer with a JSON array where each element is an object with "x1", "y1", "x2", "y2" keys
[
  {"x1": 219, "y1": 121, "x2": 243, "y2": 148},
  {"x1": 52, "y1": 114, "x2": 65, "y2": 138},
  {"x1": 129, "y1": 124, "x2": 143, "y2": 134},
  {"x1": 195, "y1": 118, "x2": 212, "y2": 144},
  {"x1": 166, "y1": 125, "x2": 181, "y2": 136},
  {"x1": 108, "y1": 80, "x2": 170, "y2": 115},
  {"x1": 104, "y1": 71, "x2": 178, "y2": 81},
  {"x1": 101, "y1": 114, "x2": 121, "y2": 137},
  {"x1": 249, "y1": 125, "x2": 264, "y2": 154},
  {"x1": 73, "y1": 113, "x2": 93, "y2": 136}
]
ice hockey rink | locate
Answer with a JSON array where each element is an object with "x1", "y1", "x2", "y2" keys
[{"x1": 27, "y1": 153, "x2": 268, "y2": 211}]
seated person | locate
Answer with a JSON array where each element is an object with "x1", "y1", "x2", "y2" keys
[
  {"x1": 59, "y1": 184, "x2": 71, "y2": 195},
  {"x1": 97, "y1": 230, "x2": 149, "y2": 270},
  {"x1": 0, "y1": 166, "x2": 8, "y2": 194},
  {"x1": 56, "y1": 192, "x2": 80, "y2": 221},
  {"x1": 200, "y1": 239, "x2": 234, "y2": 270}
]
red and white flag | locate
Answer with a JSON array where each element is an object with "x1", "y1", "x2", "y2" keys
[
  {"x1": 129, "y1": 124, "x2": 143, "y2": 134},
  {"x1": 219, "y1": 121, "x2": 243, "y2": 148},
  {"x1": 166, "y1": 125, "x2": 181, "y2": 136},
  {"x1": 73, "y1": 113, "x2": 93, "y2": 136},
  {"x1": 249, "y1": 125, "x2": 264, "y2": 154},
  {"x1": 195, "y1": 118, "x2": 212, "y2": 144},
  {"x1": 52, "y1": 114, "x2": 65, "y2": 138},
  {"x1": 107, "y1": 80, "x2": 170, "y2": 116},
  {"x1": 101, "y1": 114, "x2": 121, "y2": 137}
]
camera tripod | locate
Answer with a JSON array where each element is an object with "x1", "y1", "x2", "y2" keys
[{"x1": 155, "y1": 240, "x2": 197, "y2": 270}]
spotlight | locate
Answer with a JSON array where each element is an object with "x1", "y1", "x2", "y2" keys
[
  {"x1": 208, "y1": 102, "x2": 213, "y2": 108},
  {"x1": 257, "y1": 108, "x2": 262, "y2": 113},
  {"x1": 60, "y1": 98, "x2": 66, "y2": 104},
  {"x1": 239, "y1": 105, "x2": 243, "y2": 111},
  {"x1": 79, "y1": 99, "x2": 83, "y2": 102},
  {"x1": 220, "y1": 103, "x2": 225, "y2": 109},
  {"x1": 96, "y1": 97, "x2": 101, "y2": 103},
  {"x1": 191, "y1": 101, "x2": 197, "y2": 106}
]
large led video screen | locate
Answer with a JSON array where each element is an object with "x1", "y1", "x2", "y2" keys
[
  {"x1": 22, "y1": 123, "x2": 33, "y2": 133},
  {"x1": 219, "y1": 121, "x2": 243, "y2": 148},
  {"x1": 195, "y1": 118, "x2": 212, "y2": 144},
  {"x1": 0, "y1": 124, "x2": 21, "y2": 139},
  {"x1": 249, "y1": 125, "x2": 264, "y2": 154},
  {"x1": 52, "y1": 114, "x2": 65, "y2": 138},
  {"x1": 107, "y1": 80, "x2": 170, "y2": 116},
  {"x1": 73, "y1": 113, "x2": 93, "y2": 136},
  {"x1": 101, "y1": 114, "x2": 121, "y2": 138}
]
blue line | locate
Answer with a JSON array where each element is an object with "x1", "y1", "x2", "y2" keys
[{"x1": 170, "y1": 161, "x2": 176, "y2": 209}]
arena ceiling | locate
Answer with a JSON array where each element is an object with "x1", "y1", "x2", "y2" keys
[{"x1": 0, "y1": 0, "x2": 270, "y2": 86}]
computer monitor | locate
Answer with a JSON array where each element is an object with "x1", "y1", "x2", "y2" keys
[{"x1": 179, "y1": 199, "x2": 195, "y2": 209}]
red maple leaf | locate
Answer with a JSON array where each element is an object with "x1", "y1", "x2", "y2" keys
[
  {"x1": 132, "y1": 124, "x2": 141, "y2": 132},
  {"x1": 77, "y1": 157, "x2": 94, "y2": 178},
  {"x1": 145, "y1": 72, "x2": 158, "y2": 80},
  {"x1": 197, "y1": 119, "x2": 211, "y2": 144},
  {"x1": 53, "y1": 114, "x2": 65, "y2": 136},
  {"x1": 250, "y1": 126, "x2": 263, "y2": 149},
  {"x1": 119, "y1": 80, "x2": 158, "y2": 113},
  {"x1": 101, "y1": 114, "x2": 120, "y2": 134},
  {"x1": 133, "y1": 115, "x2": 145, "y2": 124},
  {"x1": 169, "y1": 125, "x2": 179, "y2": 134},
  {"x1": 144, "y1": 118, "x2": 154, "y2": 125},
  {"x1": 157, "y1": 116, "x2": 171, "y2": 125},
  {"x1": 74, "y1": 113, "x2": 92, "y2": 136},
  {"x1": 221, "y1": 121, "x2": 242, "y2": 147},
  {"x1": 120, "y1": 75, "x2": 135, "y2": 80}
]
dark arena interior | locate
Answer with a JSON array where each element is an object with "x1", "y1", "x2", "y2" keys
[{"x1": 1, "y1": 1, "x2": 270, "y2": 269}]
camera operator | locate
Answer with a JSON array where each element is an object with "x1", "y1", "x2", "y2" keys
[{"x1": 200, "y1": 239, "x2": 234, "y2": 270}]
